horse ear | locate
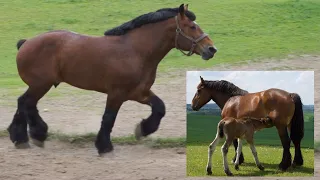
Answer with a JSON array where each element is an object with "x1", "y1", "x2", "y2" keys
[
  {"x1": 200, "y1": 76, "x2": 204, "y2": 83},
  {"x1": 185, "y1": 4, "x2": 189, "y2": 11},
  {"x1": 178, "y1": 4, "x2": 185, "y2": 19}
]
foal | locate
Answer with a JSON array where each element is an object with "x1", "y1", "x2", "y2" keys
[{"x1": 206, "y1": 116, "x2": 273, "y2": 176}]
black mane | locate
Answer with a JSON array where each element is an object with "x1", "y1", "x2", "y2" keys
[
  {"x1": 203, "y1": 80, "x2": 249, "y2": 96},
  {"x1": 104, "y1": 7, "x2": 196, "y2": 36}
]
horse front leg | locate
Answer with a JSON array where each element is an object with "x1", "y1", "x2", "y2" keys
[
  {"x1": 277, "y1": 126, "x2": 292, "y2": 171},
  {"x1": 246, "y1": 138, "x2": 264, "y2": 170},
  {"x1": 134, "y1": 91, "x2": 166, "y2": 140},
  {"x1": 95, "y1": 93, "x2": 124, "y2": 156},
  {"x1": 232, "y1": 139, "x2": 244, "y2": 165}
]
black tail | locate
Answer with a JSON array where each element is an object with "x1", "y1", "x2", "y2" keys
[
  {"x1": 290, "y1": 93, "x2": 304, "y2": 141},
  {"x1": 17, "y1": 39, "x2": 27, "y2": 50},
  {"x1": 218, "y1": 121, "x2": 225, "y2": 138}
]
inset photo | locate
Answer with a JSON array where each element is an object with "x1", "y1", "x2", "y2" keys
[{"x1": 186, "y1": 71, "x2": 314, "y2": 177}]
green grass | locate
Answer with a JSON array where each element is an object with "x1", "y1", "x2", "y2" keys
[
  {"x1": 0, "y1": 129, "x2": 185, "y2": 148},
  {"x1": 187, "y1": 112, "x2": 314, "y2": 148},
  {"x1": 1, "y1": 0, "x2": 320, "y2": 88},
  {"x1": 187, "y1": 145, "x2": 314, "y2": 176}
]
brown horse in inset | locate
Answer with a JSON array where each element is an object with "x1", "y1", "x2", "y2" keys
[
  {"x1": 206, "y1": 116, "x2": 273, "y2": 176},
  {"x1": 7, "y1": 4, "x2": 217, "y2": 155},
  {"x1": 191, "y1": 77, "x2": 304, "y2": 171}
]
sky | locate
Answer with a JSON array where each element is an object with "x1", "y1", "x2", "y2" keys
[{"x1": 186, "y1": 71, "x2": 314, "y2": 105}]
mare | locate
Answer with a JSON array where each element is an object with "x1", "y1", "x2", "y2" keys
[{"x1": 7, "y1": 4, "x2": 217, "y2": 155}]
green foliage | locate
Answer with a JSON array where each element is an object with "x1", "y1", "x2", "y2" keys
[{"x1": 1, "y1": 0, "x2": 320, "y2": 88}]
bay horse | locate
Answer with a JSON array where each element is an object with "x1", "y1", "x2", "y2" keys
[
  {"x1": 206, "y1": 116, "x2": 273, "y2": 176},
  {"x1": 191, "y1": 77, "x2": 304, "y2": 171},
  {"x1": 7, "y1": 4, "x2": 217, "y2": 155}
]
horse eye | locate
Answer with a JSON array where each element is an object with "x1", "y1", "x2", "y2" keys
[
  {"x1": 197, "y1": 89, "x2": 201, "y2": 93},
  {"x1": 190, "y1": 26, "x2": 196, "y2": 30}
]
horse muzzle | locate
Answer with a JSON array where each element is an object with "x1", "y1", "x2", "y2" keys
[
  {"x1": 191, "y1": 103, "x2": 200, "y2": 111},
  {"x1": 201, "y1": 46, "x2": 217, "y2": 60}
]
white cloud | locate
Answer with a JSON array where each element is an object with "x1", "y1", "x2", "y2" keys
[{"x1": 186, "y1": 71, "x2": 314, "y2": 105}]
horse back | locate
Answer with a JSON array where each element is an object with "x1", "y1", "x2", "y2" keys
[{"x1": 221, "y1": 88, "x2": 295, "y2": 126}]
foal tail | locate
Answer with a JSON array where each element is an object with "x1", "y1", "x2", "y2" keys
[
  {"x1": 217, "y1": 121, "x2": 225, "y2": 138},
  {"x1": 16, "y1": 39, "x2": 27, "y2": 50},
  {"x1": 289, "y1": 93, "x2": 304, "y2": 141}
]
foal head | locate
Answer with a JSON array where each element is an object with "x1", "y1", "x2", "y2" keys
[
  {"x1": 175, "y1": 4, "x2": 217, "y2": 60},
  {"x1": 249, "y1": 116, "x2": 274, "y2": 131}
]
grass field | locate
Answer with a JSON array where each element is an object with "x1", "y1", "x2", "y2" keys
[
  {"x1": 187, "y1": 112, "x2": 314, "y2": 176},
  {"x1": 1, "y1": 0, "x2": 320, "y2": 88},
  {"x1": 187, "y1": 145, "x2": 314, "y2": 176}
]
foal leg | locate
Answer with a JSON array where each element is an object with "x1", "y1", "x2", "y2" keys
[
  {"x1": 206, "y1": 135, "x2": 221, "y2": 175},
  {"x1": 221, "y1": 139, "x2": 233, "y2": 176},
  {"x1": 95, "y1": 94, "x2": 124, "y2": 155},
  {"x1": 277, "y1": 126, "x2": 292, "y2": 171},
  {"x1": 247, "y1": 139, "x2": 264, "y2": 170},
  {"x1": 232, "y1": 139, "x2": 244, "y2": 165},
  {"x1": 134, "y1": 91, "x2": 165, "y2": 140},
  {"x1": 234, "y1": 138, "x2": 242, "y2": 170}
]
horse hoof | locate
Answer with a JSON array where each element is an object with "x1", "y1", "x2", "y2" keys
[
  {"x1": 226, "y1": 172, "x2": 233, "y2": 176},
  {"x1": 31, "y1": 138, "x2": 45, "y2": 148},
  {"x1": 235, "y1": 165, "x2": 239, "y2": 170},
  {"x1": 233, "y1": 156, "x2": 244, "y2": 165},
  {"x1": 134, "y1": 123, "x2": 143, "y2": 140},
  {"x1": 224, "y1": 170, "x2": 233, "y2": 176},
  {"x1": 258, "y1": 165, "x2": 265, "y2": 171},
  {"x1": 15, "y1": 142, "x2": 31, "y2": 149},
  {"x1": 206, "y1": 167, "x2": 212, "y2": 175},
  {"x1": 278, "y1": 162, "x2": 291, "y2": 171},
  {"x1": 98, "y1": 146, "x2": 114, "y2": 157},
  {"x1": 292, "y1": 160, "x2": 303, "y2": 167}
]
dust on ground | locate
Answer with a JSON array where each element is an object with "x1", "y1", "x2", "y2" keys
[{"x1": 0, "y1": 55, "x2": 319, "y2": 179}]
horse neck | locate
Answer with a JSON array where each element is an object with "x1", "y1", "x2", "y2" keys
[
  {"x1": 126, "y1": 19, "x2": 176, "y2": 65},
  {"x1": 210, "y1": 90, "x2": 231, "y2": 109}
]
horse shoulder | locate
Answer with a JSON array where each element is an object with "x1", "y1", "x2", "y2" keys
[{"x1": 221, "y1": 97, "x2": 240, "y2": 118}]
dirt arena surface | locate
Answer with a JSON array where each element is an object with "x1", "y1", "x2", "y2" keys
[{"x1": 0, "y1": 55, "x2": 319, "y2": 179}]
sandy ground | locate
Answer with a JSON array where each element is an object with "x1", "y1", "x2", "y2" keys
[{"x1": 0, "y1": 55, "x2": 319, "y2": 179}]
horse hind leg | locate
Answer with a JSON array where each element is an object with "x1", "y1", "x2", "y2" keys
[
  {"x1": 7, "y1": 93, "x2": 30, "y2": 149},
  {"x1": 277, "y1": 126, "x2": 292, "y2": 171},
  {"x1": 8, "y1": 85, "x2": 49, "y2": 148},
  {"x1": 290, "y1": 124, "x2": 304, "y2": 167},
  {"x1": 26, "y1": 85, "x2": 54, "y2": 147},
  {"x1": 221, "y1": 138, "x2": 234, "y2": 176},
  {"x1": 206, "y1": 134, "x2": 221, "y2": 175}
]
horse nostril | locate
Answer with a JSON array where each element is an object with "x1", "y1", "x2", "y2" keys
[{"x1": 208, "y1": 46, "x2": 217, "y2": 54}]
